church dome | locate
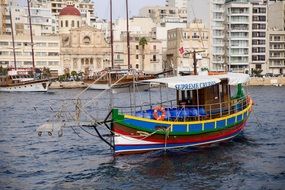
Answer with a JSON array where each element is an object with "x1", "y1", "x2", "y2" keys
[{"x1": 59, "y1": 5, "x2": 81, "y2": 16}]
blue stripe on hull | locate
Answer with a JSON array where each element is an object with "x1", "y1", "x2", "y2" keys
[{"x1": 115, "y1": 129, "x2": 243, "y2": 154}]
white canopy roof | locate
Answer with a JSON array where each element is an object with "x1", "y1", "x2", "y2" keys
[
  {"x1": 217, "y1": 73, "x2": 250, "y2": 85},
  {"x1": 143, "y1": 73, "x2": 250, "y2": 90}
]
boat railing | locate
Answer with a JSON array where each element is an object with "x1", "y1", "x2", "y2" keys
[{"x1": 115, "y1": 96, "x2": 250, "y2": 121}]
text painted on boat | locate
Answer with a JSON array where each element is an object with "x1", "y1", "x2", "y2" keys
[{"x1": 175, "y1": 81, "x2": 217, "y2": 90}]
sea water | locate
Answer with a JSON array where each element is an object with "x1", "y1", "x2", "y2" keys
[{"x1": 0, "y1": 86, "x2": 285, "y2": 189}]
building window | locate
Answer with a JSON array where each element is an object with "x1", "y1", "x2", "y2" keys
[
  {"x1": 0, "y1": 42, "x2": 9, "y2": 46},
  {"x1": 65, "y1": 20, "x2": 68, "y2": 27},
  {"x1": 274, "y1": 36, "x2": 281, "y2": 41},
  {"x1": 136, "y1": 54, "x2": 139, "y2": 59},
  {"x1": 192, "y1": 33, "x2": 199, "y2": 39},
  {"x1": 136, "y1": 45, "x2": 139, "y2": 50},
  {"x1": 153, "y1": 45, "x2": 156, "y2": 50},
  {"x1": 72, "y1": 20, "x2": 74, "y2": 27},
  {"x1": 77, "y1": 21, "x2": 79, "y2": 27},
  {"x1": 83, "y1": 36, "x2": 91, "y2": 45},
  {"x1": 48, "y1": 52, "x2": 59, "y2": 56}
]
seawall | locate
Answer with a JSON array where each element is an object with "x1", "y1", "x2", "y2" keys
[
  {"x1": 248, "y1": 77, "x2": 285, "y2": 86},
  {"x1": 50, "y1": 81, "x2": 87, "y2": 89}
]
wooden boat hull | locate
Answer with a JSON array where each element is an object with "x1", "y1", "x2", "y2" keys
[
  {"x1": 112, "y1": 98, "x2": 252, "y2": 155},
  {"x1": 114, "y1": 122, "x2": 245, "y2": 155},
  {"x1": 0, "y1": 80, "x2": 50, "y2": 92}
]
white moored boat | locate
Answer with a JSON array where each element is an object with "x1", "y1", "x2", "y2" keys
[{"x1": 0, "y1": 68, "x2": 50, "y2": 92}]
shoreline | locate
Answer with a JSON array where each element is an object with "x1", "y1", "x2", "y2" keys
[{"x1": 49, "y1": 77, "x2": 285, "y2": 89}]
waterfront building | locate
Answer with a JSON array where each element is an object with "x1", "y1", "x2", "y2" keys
[
  {"x1": 225, "y1": 0, "x2": 252, "y2": 73},
  {"x1": 0, "y1": 35, "x2": 61, "y2": 76},
  {"x1": 58, "y1": 5, "x2": 110, "y2": 76},
  {"x1": 268, "y1": 0, "x2": 285, "y2": 31},
  {"x1": 139, "y1": 4, "x2": 187, "y2": 70},
  {"x1": 58, "y1": 4, "x2": 82, "y2": 34},
  {"x1": 251, "y1": 2, "x2": 267, "y2": 74},
  {"x1": 266, "y1": 0, "x2": 285, "y2": 75},
  {"x1": 267, "y1": 31, "x2": 285, "y2": 75},
  {"x1": 166, "y1": 20, "x2": 210, "y2": 74},
  {"x1": 114, "y1": 34, "x2": 163, "y2": 74},
  {"x1": 59, "y1": 26, "x2": 110, "y2": 76},
  {"x1": 0, "y1": 1, "x2": 56, "y2": 36},
  {"x1": 210, "y1": 0, "x2": 226, "y2": 71}
]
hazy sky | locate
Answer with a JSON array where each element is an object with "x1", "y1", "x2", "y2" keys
[{"x1": 93, "y1": 0, "x2": 165, "y2": 19}]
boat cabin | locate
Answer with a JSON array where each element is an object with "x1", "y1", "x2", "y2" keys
[{"x1": 128, "y1": 73, "x2": 250, "y2": 121}]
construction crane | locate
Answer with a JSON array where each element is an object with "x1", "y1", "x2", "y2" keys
[{"x1": 0, "y1": 0, "x2": 7, "y2": 34}]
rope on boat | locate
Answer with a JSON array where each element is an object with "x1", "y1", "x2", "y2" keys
[{"x1": 251, "y1": 109, "x2": 263, "y2": 128}]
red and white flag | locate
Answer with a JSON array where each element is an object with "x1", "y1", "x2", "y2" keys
[{"x1": 178, "y1": 47, "x2": 185, "y2": 55}]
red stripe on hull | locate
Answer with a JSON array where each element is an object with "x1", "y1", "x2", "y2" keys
[{"x1": 113, "y1": 121, "x2": 246, "y2": 144}]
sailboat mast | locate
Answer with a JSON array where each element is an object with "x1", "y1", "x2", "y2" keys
[
  {"x1": 126, "y1": 0, "x2": 130, "y2": 70},
  {"x1": 110, "y1": 0, "x2": 114, "y2": 68},
  {"x1": 27, "y1": 0, "x2": 35, "y2": 73},
  {"x1": 193, "y1": 50, "x2": 197, "y2": 75},
  {"x1": 9, "y1": 9, "x2": 17, "y2": 69}
]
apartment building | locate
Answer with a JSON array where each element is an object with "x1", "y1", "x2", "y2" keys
[
  {"x1": 267, "y1": 0, "x2": 285, "y2": 75},
  {"x1": 210, "y1": 0, "x2": 226, "y2": 71},
  {"x1": 139, "y1": 6, "x2": 187, "y2": 24},
  {"x1": 268, "y1": 0, "x2": 285, "y2": 31},
  {"x1": 225, "y1": 0, "x2": 252, "y2": 73},
  {"x1": 113, "y1": 17, "x2": 156, "y2": 41},
  {"x1": 251, "y1": 2, "x2": 267, "y2": 73},
  {"x1": 166, "y1": 20, "x2": 210, "y2": 75},
  {"x1": 0, "y1": 35, "x2": 61, "y2": 75},
  {"x1": 49, "y1": 0, "x2": 95, "y2": 19},
  {"x1": 0, "y1": 1, "x2": 56, "y2": 36},
  {"x1": 267, "y1": 31, "x2": 285, "y2": 75},
  {"x1": 114, "y1": 34, "x2": 163, "y2": 74}
]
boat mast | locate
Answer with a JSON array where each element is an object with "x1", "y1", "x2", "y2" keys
[
  {"x1": 9, "y1": 9, "x2": 17, "y2": 69},
  {"x1": 27, "y1": 0, "x2": 35, "y2": 74},
  {"x1": 126, "y1": 0, "x2": 130, "y2": 70},
  {"x1": 193, "y1": 50, "x2": 197, "y2": 75},
  {"x1": 110, "y1": 0, "x2": 114, "y2": 69}
]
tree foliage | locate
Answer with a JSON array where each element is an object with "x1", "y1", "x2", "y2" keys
[
  {"x1": 139, "y1": 37, "x2": 148, "y2": 48},
  {"x1": 0, "y1": 66, "x2": 7, "y2": 76}
]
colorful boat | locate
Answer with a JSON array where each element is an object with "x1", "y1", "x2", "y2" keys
[{"x1": 111, "y1": 73, "x2": 253, "y2": 155}]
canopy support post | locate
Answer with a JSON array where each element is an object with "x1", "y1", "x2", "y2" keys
[{"x1": 196, "y1": 89, "x2": 200, "y2": 121}]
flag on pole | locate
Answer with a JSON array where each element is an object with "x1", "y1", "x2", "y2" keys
[{"x1": 178, "y1": 47, "x2": 185, "y2": 55}]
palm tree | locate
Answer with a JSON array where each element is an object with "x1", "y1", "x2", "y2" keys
[
  {"x1": 71, "y1": 70, "x2": 78, "y2": 80},
  {"x1": 139, "y1": 37, "x2": 148, "y2": 71}
]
